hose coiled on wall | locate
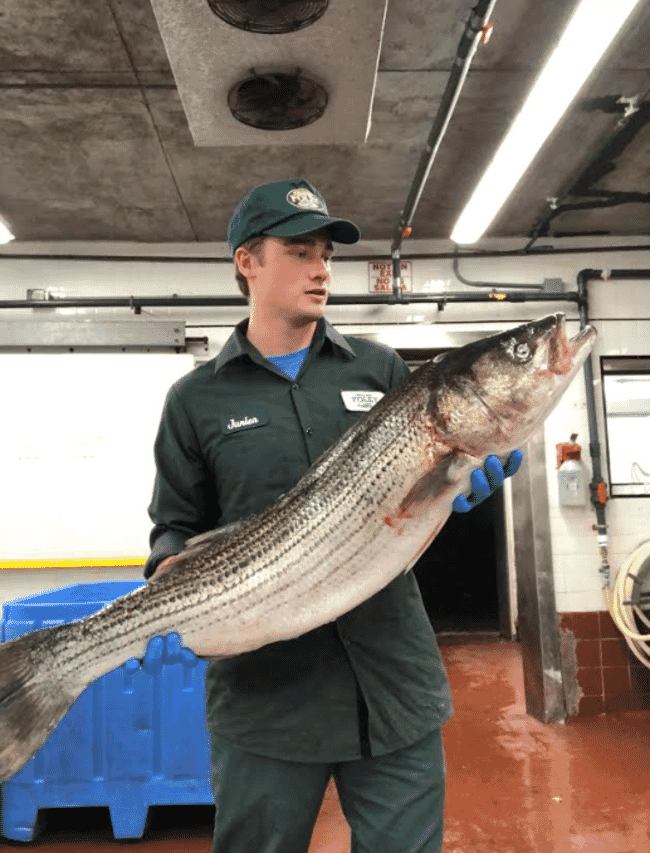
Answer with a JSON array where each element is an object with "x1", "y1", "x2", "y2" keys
[{"x1": 605, "y1": 540, "x2": 650, "y2": 668}]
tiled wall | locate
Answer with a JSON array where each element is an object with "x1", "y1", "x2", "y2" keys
[
  {"x1": 542, "y1": 319, "x2": 650, "y2": 615},
  {"x1": 559, "y1": 611, "x2": 650, "y2": 717},
  {"x1": 544, "y1": 311, "x2": 650, "y2": 718},
  {"x1": 543, "y1": 313, "x2": 650, "y2": 609}
]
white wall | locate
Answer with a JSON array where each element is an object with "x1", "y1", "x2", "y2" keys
[
  {"x1": 1, "y1": 237, "x2": 649, "y2": 615},
  {"x1": 0, "y1": 352, "x2": 194, "y2": 561},
  {"x1": 544, "y1": 312, "x2": 650, "y2": 614}
]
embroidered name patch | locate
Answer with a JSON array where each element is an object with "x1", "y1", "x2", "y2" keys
[
  {"x1": 340, "y1": 391, "x2": 385, "y2": 412},
  {"x1": 220, "y1": 409, "x2": 269, "y2": 434}
]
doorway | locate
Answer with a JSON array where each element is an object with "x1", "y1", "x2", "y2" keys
[{"x1": 412, "y1": 491, "x2": 510, "y2": 635}]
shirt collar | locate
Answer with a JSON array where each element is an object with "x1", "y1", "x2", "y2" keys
[{"x1": 213, "y1": 317, "x2": 355, "y2": 374}]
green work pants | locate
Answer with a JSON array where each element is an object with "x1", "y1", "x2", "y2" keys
[{"x1": 209, "y1": 727, "x2": 445, "y2": 853}]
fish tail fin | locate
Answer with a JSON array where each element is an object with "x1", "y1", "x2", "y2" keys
[{"x1": 0, "y1": 625, "x2": 80, "y2": 783}]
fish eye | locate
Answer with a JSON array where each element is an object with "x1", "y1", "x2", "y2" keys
[{"x1": 501, "y1": 337, "x2": 532, "y2": 362}]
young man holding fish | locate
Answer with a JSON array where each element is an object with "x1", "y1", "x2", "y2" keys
[{"x1": 144, "y1": 178, "x2": 522, "y2": 853}]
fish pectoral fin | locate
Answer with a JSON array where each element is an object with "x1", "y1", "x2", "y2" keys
[
  {"x1": 445, "y1": 452, "x2": 480, "y2": 484},
  {"x1": 398, "y1": 453, "x2": 466, "y2": 515}
]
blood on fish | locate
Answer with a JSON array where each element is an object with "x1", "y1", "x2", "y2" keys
[
  {"x1": 383, "y1": 506, "x2": 414, "y2": 532},
  {"x1": 549, "y1": 328, "x2": 573, "y2": 375}
]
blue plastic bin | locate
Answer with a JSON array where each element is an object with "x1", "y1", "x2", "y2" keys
[{"x1": 0, "y1": 581, "x2": 212, "y2": 841}]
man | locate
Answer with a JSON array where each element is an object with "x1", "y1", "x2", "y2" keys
[{"x1": 142, "y1": 178, "x2": 522, "y2": 853}]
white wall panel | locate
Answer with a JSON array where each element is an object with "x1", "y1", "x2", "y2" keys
[{"x1": 0, "y1": 352, "x2": 194, "y2": 563}]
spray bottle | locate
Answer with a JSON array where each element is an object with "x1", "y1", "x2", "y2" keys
[{"x1": 556, "y1": 433, "x2": 587, "y2": 507}]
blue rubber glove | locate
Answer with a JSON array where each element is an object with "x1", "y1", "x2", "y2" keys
[
  {"x1": 452, "y1": 450, "x2": 523, "y2": 513},
  {"x1": 124, "y1": 632, "x2": 198, "y2": 674}
]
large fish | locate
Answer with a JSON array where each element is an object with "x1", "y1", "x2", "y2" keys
[{"x1": 0, "y1": 313, "x2": 595, "y2": 782}]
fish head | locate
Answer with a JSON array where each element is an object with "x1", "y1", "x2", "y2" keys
[{"x1": 427, "y1": 313, "x2": 596, "y2": 457}]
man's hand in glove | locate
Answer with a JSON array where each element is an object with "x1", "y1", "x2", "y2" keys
[
  {"x1": 124, "y1": 632, "x2": 198, "y2": 674},
  {"x1": 452, "y1": 451, "x2": 523, "y2": 513}
]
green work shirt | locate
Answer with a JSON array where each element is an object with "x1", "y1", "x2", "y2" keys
[{"x1": 145, "y1": 317, "x2": 453, "y2": 762}]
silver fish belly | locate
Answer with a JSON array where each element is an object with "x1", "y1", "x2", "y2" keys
[{"x1": 0, "y1": 313, "x2": 596, "y2": 781}]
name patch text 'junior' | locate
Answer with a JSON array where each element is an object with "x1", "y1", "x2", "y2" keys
[{"x1": 220, "y1": 409, "x2": 269, "y2": 434}]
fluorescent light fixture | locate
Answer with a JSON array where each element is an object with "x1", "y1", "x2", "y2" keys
[
  {"x1": 451, "y1": 0, "x2": 643, "y2": 245},
  {"x1": 0, "y1": 215, "x2": 15, "y2": 244}
]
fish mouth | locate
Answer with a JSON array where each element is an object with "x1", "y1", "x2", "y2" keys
[
  {"x1": 547, "y1": 313, "x2": 596, "y2": 376},
  {"x1": 547, "y1": 314, "x2": 572, "y2": 376}
]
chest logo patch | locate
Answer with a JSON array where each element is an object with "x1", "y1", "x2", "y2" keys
[
  {"x1": 341, "y1": 391, "x2": 385, "y2": 412},
  {"x1": 220, "y1": 409, "x2": 269, "y2": 435}
]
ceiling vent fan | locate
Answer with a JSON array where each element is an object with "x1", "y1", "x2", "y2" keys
[
  {"x1": 228, "y1": 68, "x2": 328, "y2": 130},
  {"x1": 148, "y1": 0, "x2": 387, "y2": 144},
  {"x1": 206, "y1": 0, "x2": 329, "y2": 34}
]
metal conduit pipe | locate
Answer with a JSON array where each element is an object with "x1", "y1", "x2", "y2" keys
[
  {"x1": 0, "y1": 292, "x2": 581, "y2": 311},
  {"x1": 577, "y1": 269, "x2": 610, "y2": 588},
  {"x1": 524, "y1": 88, "x2": 650, "y2": 253},
  {"x1": 576, "y1": 266, "x2": 650, "y2": 581},
  {"x1": 452, "y1": 253, "x2": 544, "y2": 290},
  {"x1": 389, "y1": 0, "x2": 499, "y2": 300},
  {"x1": 3, "y1": 244, "x2": 650, "y2": 264},
  {"x1": 576, "y1": 268, "x2": 650, "y2": 666},
  {"x1": 581, "y1": 268, "x2": 650, "y2": 279}
]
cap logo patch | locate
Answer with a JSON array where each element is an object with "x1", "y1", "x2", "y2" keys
[{"x1": 286, "y1": 188, "x2": 328, "y2": 214}]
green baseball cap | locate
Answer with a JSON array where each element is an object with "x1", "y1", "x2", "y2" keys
[{"x1": 227, "y1": 177, "x2": 360, "y2": 255}]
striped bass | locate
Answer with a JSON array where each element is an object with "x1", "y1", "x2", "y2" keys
[{"x1": 0, "y1": 312, "x2": 595, "y2": 782}]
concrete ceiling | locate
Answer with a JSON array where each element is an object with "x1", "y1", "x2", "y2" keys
[{"x1": 1, "y1": 0, "x2": 650, "y2": 246}]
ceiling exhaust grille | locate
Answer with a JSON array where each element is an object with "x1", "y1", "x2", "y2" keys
[
  {"x1": 228, "y1": 69, "x2": 328, "y2": 130},
  {"x1": 206, "y1": 0, "x2": 328, "y2": 34},
  {"x1": 149, "y1": 0, "x2": 389, "y2": 145}
]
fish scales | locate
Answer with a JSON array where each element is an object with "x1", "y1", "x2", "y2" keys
[
  {"x1": 38, "y1": 382, "x2": 431, "y2": 680},
  {"x1": 0, "y1": 313, "x2": 596, "y2": 782},
  {"x1": 150, "y1": 383, "x2": 437, "y2": 653}
]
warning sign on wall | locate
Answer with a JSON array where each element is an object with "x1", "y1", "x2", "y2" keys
[{"x1": 368, "y1": 261, "x2": 412, "y2": 293}]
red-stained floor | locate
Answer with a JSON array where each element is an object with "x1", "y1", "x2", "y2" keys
[{"x1": 3, "y1": 637, "x2": 650, "y2": 852}]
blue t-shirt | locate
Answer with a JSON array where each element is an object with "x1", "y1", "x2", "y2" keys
[{"x1": 267, "y1": 346, "x2": 310, "y2": 380}]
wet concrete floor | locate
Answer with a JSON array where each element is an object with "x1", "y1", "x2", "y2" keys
[
  {"x1": 2, "y1": 637, "x2": 650, "y2": 852},
  {"x1": 441, "y1": 637, "x2": 650, "y2": 853}
]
